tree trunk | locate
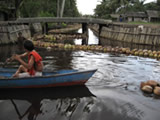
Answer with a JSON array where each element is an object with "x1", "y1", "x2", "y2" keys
[
  {"x1": 60, "y1": 0, "x2": 66, "y2": 17},
  {"x1": 57, "y1": 0, "x2": 60, "y2": 17}
]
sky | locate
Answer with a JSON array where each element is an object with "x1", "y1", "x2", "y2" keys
[{"x1": 76, "y1": 0, "x2": 156, "y2": 15}]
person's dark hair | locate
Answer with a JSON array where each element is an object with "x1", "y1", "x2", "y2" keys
[{"x1": 23, "y1": 40, "x2": 34, "y2": 51}]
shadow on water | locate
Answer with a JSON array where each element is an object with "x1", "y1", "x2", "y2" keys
[
  {"x1": 0, "y1": 86, "x2": 95, "y2": 100},
  {"x1": 0, "y1": 86, "x2": 95, "y2": 120}
]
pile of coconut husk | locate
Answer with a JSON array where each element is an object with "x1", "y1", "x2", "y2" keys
[
  {"x1": 33, "y1": 34, "x2": 86, "y2": 43},
  {"x1": 48, "y1": 24, "x2": 81, "y2": 33},
  {"x1": 32, "y1": 41, "x2": 160, "y2": 60},
  {"x1": 140, "y1": 80, "x2": 160, "y2": 96}
]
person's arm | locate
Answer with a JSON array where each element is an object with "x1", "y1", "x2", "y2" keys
[
  {"x1": 5, "y1": 52, "x2": 27, "y2": 63},
  {"x1": 19, "y1": 52, "x2": 28, "y2": 58},
  {"x1": 13, "y1": 54, "x2": 35, "y2": 69}
]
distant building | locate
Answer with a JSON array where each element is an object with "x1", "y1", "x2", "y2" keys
[
  {"x1": 110, "y1": 14, "x2": 120, "y2": 21},
  {"x1": 146, "y1": 10, "x2": 160, "y2": 22},
  {"x1": 124, "y1": 12, "x2": 147, "y2": 22},
  {"x1": 111, "y1": 10, "x2": 160, "y2": 22}
]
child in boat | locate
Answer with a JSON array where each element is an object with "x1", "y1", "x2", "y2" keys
[{"x1": 12, "y1": 40, "x2": 43, "y2": 78}]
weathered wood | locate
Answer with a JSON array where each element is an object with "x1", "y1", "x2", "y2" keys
[
  {"x1": 0, "y1": 17, "x2": 112, "y2": 25},
  {"x1": 82, "y1": 23, "x2": 88, "y2": 45},
  {"x1": 98, "y1": 24, "x2": 103, "y2": 45},
  {"x1": 0, "y1": 24, "x2": 31, "y2": 44},
  {"x1": 90, "y1": 24, "x2": 160, "y2": 46}
]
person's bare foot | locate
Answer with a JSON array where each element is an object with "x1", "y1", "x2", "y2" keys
[{"x1": 12, "y1": 73, "x2": 18, "y2": 78}]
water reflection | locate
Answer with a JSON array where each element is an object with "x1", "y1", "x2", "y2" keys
[
  {"x1": 0, "y1": 86, "x2": 95, "y2": 120},
  {"x1": 74, "y1": 29, "x2": 98, "y2": 45},
  {"x1": 37, "y1": 48, "x2": 74, "y2": 71}
]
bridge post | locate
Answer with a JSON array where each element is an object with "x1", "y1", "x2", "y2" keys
[
  {"x1": 82, "y1": 23, "x2": 88, "y2": 45},
  {"x1": 98, "y1": 24, "x2": 103, "y2": 45},
  {"x1": 43, "y1": 23, "x2": 48, "y2": 34}
]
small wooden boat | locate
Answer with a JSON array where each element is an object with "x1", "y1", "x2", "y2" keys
[{"x1": 0, "y1": 68, "x2": 97, "y2": 88}]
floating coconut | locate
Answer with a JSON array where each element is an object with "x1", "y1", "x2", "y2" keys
[
  {"x1": 149, "y1": 53, "x2": 154, "y2": 58},
  {"x1": 134, "y1": 51, "x2": 139, "y2": 56},
  {"x1": 144, "y1": 52, "x2": 149, "y2": 57},
  {"x1": 122, "y1": 48, "x2": 127, "y2": 53},
  {"x1": 103, "y1": 47, "x2": 107, "y2": 52},
  {"x1": 126, "y1": 49, "x2": 131, "y2": 54},
  {"x1": 154, "y1": 86, "x2": 160, "y2": 96},
  {"x1": 153, "y1": 53, "x2": 158, "y2": 58},
  {"x1": 139, "y1": 51, "x2": 144, "y2": 56},
  {"x1": 107, "y1": 47, "x2": 111, "y2": 52},
  {"x1": 46, "y1": 46, "x2": 52, "y2": 51},
  {"x1": 140, "y1": 82, "x2": 147, "y2": 89},
  {"x1": 153, "y1": 51, "x2": 157, "y2": 54},
  {"x1": 111, "y1": 48, "x2": 116, "y2": 52},
  {"x1": 141, "y1": 85, "x2": 153, "y2": 93},
  {"x1": 146, "y1": 80, "x2": 159, "y2": 88}
]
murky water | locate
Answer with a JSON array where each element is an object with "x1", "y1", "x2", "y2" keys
[{"x1": 0, "y1": 30, "x2": 160, "y2": 120}]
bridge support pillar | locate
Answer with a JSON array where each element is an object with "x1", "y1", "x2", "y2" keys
[
  {"x1": 98, "y1": 24, "x2": 103, "y2": 45},
  {"x1": 82, "y1": 23, "x2": 88, "y2": 45},
  {"x1": 43, "y1": 23, "x2": 48, "y2": 34}
]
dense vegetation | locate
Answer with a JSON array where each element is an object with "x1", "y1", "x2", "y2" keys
[
  {"x1": 94, "y1": 0, "x2": 160, "y2": 19},
  {"x1": 18, "y1": 0, "x2": 80, "y2": 17},
  {"x1": 0, "y1": 0, "x2": 80, "y2": 18},
  {"x1": 1, "y1": 0, "x2": 160, "y2": 19}
]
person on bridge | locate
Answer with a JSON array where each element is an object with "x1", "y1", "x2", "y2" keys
[
  {"x1": 17, "y1": 32, "x2": 26, "y2": 45},
  {"x1": 12, "y1": 40, "x2": 43, "y2": 78}
]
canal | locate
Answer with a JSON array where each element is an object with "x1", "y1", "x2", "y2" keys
[{"x1": 0, "y1": 29, "x2": 160, "y2": 120}]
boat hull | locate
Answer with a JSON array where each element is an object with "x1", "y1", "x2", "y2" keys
[{"x1": 0, "y1": 69, "x2": 97, "y2": 88}]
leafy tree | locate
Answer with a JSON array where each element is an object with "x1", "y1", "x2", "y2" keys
[
  {"x1": 126, "y1": 0, "x2": 146, "y2": 12},
  {"x1": 63, "y1": 0, "x2": 79, "y2": 17},
  {"x1": 156, "y1": 0, "x2": 160, "y2": 11},
  {"x1": 94, "y1": 0, "x2": 160, "y2": 19},
  {"x1": 17, "y1": 0, "x2": 80, "y2": 17}
]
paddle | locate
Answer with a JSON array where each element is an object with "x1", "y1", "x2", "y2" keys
[
  {"x1": 10, "y1": 99, "x2": 22, "y2": 120},
  {"x1": 2, "y1": 55, "x2": 15, "y2": 67}
]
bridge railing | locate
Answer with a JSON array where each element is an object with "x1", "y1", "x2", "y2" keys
[{"x1": 0, "y1": 17, "x2": 112, "y2": 25}]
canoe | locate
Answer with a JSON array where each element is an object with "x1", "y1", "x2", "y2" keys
[{"x1": 0, "y1": 68, "x2": 97, "y2": 88}]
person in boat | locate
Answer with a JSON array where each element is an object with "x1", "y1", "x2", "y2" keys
[{"x1": 12, "y1": 40, "x2": 43, "y2": 78}]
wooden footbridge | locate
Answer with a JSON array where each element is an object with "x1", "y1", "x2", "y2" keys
[{"x1": 0, "y1": 17, "x2": 112, "y2": 45}]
